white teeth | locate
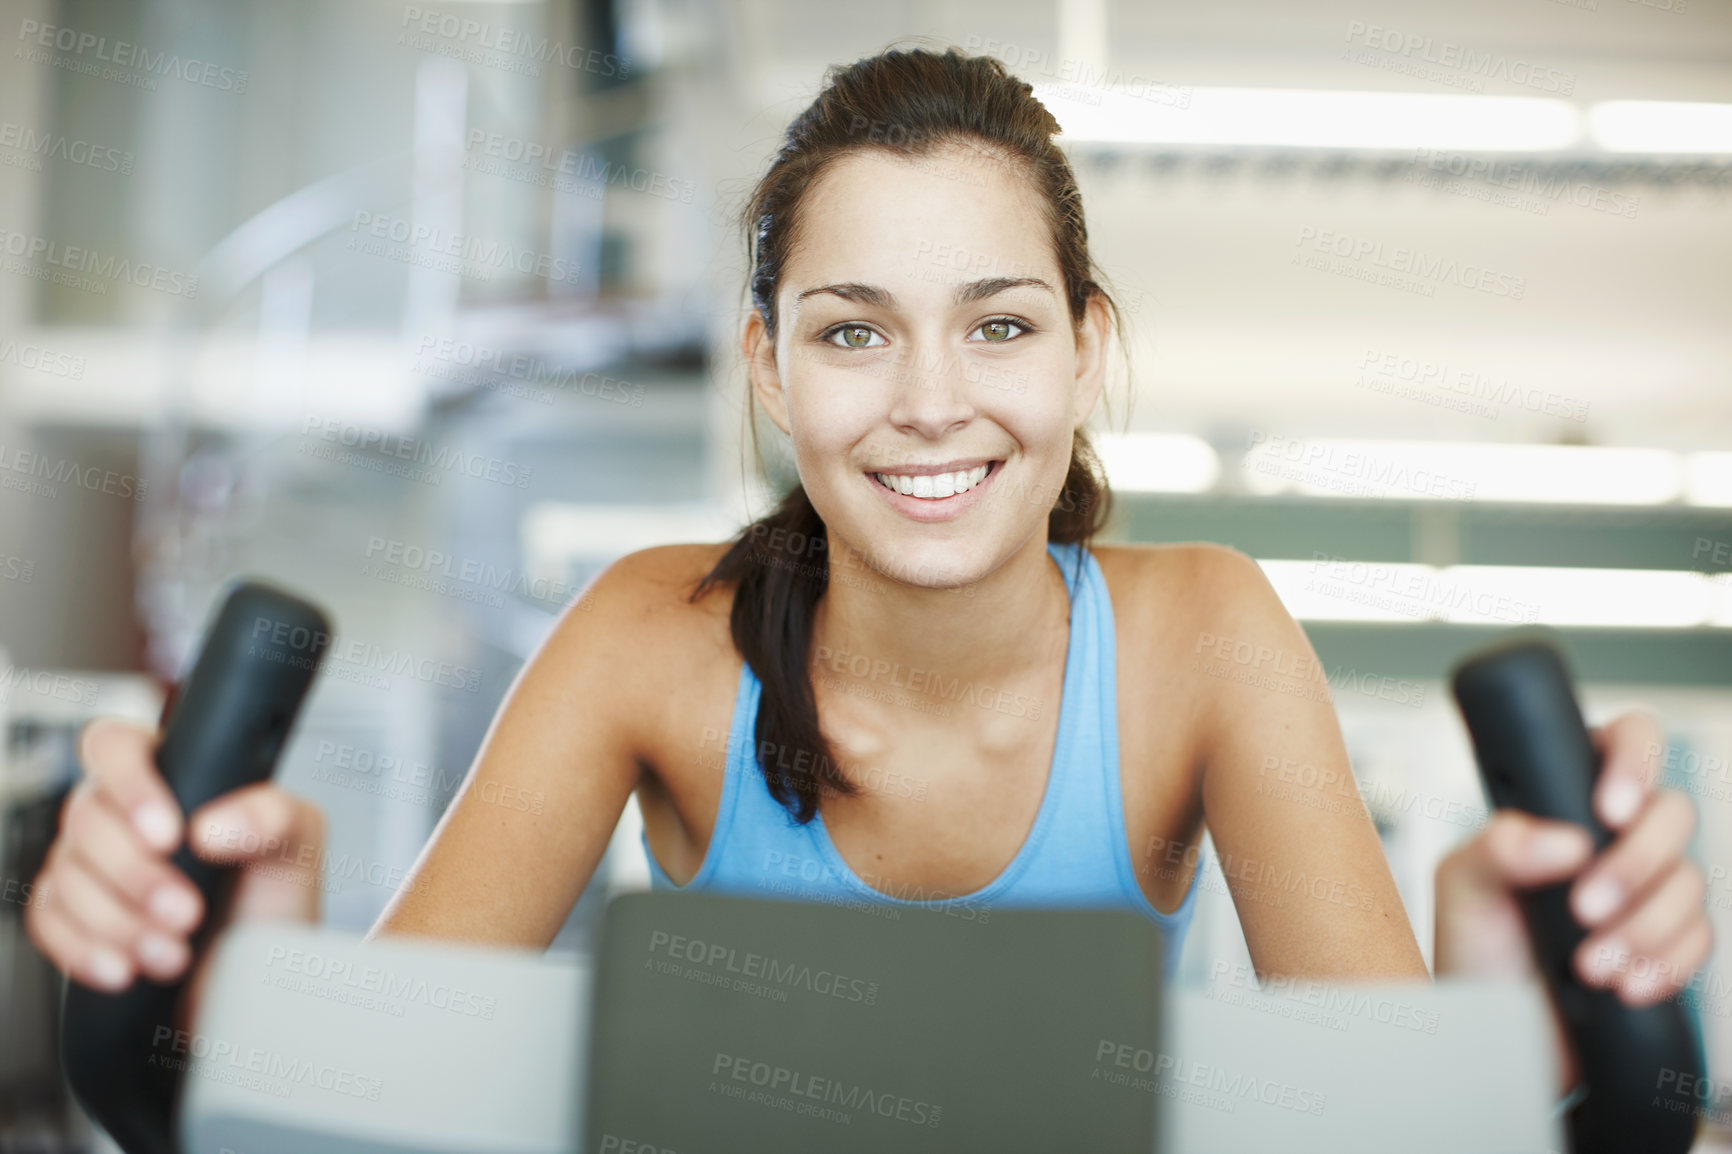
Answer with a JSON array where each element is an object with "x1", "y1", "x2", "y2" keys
[{"x1": 873, "y1": 464, "x2": 991, "y2": 500}]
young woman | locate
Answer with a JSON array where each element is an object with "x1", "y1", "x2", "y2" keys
[{"x1": 28, "y1": 48, "x2": 1711, "y2": 1094}]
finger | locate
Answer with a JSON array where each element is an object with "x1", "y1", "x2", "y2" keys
[
  {"x1": 1570, "y1": 789, "x2": 1696, "y2": 928},
  {"x1": 1433, "y1": 838, "x2": 1533, "y2": 978},
  {"x1": 189, "y1": 784, "x2": 315, "y2": 866},
  {"x1": 1619, "y1": 917, "x2": 1713, "y2": 1007},
  {"x1": 26, "y1": 901, "x2": 134, "y2": 992},
  {"x1": 79, "y1": 718, "x2": 180, "y2": 853},
  {"x1": 47, "y1": 851, "x2": 147, "y2": 946},
  {"x1": 191, "y1": 786, "x2": 326, "y2": 924},
  {"x1": 1584, "y1": 914, "x2": 1715, "y2": 1007},
  {"x1": 1589, "y1": 710, "x2": 1665, "y2": 830},
  {"x1": 1432, "y1": 812, "x2": 1593, "y2": 979},
  {"x1": 37, "y1": 854, "x2": 189, "y2": 981},
  {"x1": 1480, "y1": 811, "x2": 1596, "y2": 888},
  {"x1": 60, "y1": 782, "x2": 203, "y2": 933},
  {"x1": 1576, "y1": 862, "x2": 1707, "y2": 987}
]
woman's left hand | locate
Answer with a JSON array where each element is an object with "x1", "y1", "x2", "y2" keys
[{"x1": 1434, "y1": 710, "x2": 1715, "y2": 1089}]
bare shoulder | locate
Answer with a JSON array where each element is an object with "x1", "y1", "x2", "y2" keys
[
  {"x1": 530, "y1": 542, "x2": 738, "y2": 732},
  {"x1": 555, "y1": 541, "x2": 736, "y2": 657},
  {"x1": 1091, "y1": 540, "x2": 1314, "y2": 733},
  {"x1": 1088, "y1": 543, "x2": 1306, "y2": 901},
  {"x1": 581, "y1": 542, "x2": 735, "y2": 618},
  {"x1": 1091, "y1": 541, "x2": 1288, "y2": 636}
]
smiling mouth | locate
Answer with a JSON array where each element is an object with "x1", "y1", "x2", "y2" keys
[{"x1": 870, "y1": 461, "x2": 999, "y2": 499}]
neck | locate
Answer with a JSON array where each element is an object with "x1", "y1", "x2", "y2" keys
[{"x1": 811, "y1": 533, "x2": 1073, "y2": 699}]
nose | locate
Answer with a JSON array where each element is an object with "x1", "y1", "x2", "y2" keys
[{"x1": 885, "y1": 341, "x2": 978, "y2": 440}]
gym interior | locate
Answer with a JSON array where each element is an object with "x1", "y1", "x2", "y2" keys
[{"x1": 0, "y1": 1, "x2": 1728, "y2": 1150}]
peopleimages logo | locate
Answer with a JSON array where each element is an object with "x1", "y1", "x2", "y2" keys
[
  {"x1": 15, "y1": 19, "x2": 249, "y2": 92},
  {"x1": 1294, "y1": 226, "x2": 1524, "y2": 300},
  {"x1": 0, "y1": 442, "x2": 149, "y2": 501},
  {"x1": 1342, "y1": 21, "x2": 1574, "y2": 95},
  {"x1": 1306, "y1": 552, "x2": 1541, "y2": 625},
  {"x1": 347, "y1": 211, "x2": 583, "y2": 285},
  {"x1": 311, "y1": 739, "x2": 464, "y2": 807},
  {"x1": 597, "y1": 1140, "x2": 675, "y2": 1154},
  {"x1": 464, "y1": 130, "x2": 695, "y2": 204},
  {"x1": 0, "y1": 337, "x2": 85, "y2": 379},
  {"x1": 812, "y1": 644, "x2": 1043, "y2": 720},
  {"x1": 330, "y1": 640, "x2": 481, "y2": 693},
  {"x1": 363, "y1": 535, "x2": 584, "y2": 608},
  {"x1": 266, "y1": 625, "x2": 482, "y2": 694},
  {"x1": 398, "y1": 6, "x2": 629, "y2": 79},
  {"x1": 960, "y1": 35, "x2": 1192, "y2": 108},
  {"x1": 300, "y1": 417, "x2": 535, "y2": 488},
  {"x1": 0, "y1": 875, "x2": 49, "y2": 909},
  {"x1": 1093, "y1": 1039, "x2": 1328, "y2": 1114},
  {"x1": 413, "y1": 335, "x2": 645, "y2": 406},
  {"x1": 263, "y1": 944, "x2": 498, "y2": 1019},
  {"x1": 0, "y1": 226, "x2": 199, "y2": 298},
  {"x1": 711, "y1": 1053, "x2": 943, "y2": 1129},
  {"x1": 0, "y1": 120, "x2": 133, "y2": 174},
  {"x1": 1408, "y1": 149, "x2": 1640, "y2": 220},
  {"x1": 149, "y1": 1027, "x2": 381, "y2": 1102},
  {"x1": 1207, "y1": 960, "x2": 1441, "y2": 1034},
  {"x1": 1, "y1": 666, "x2": 99, "y2": 706},
  {"x1": 1356, "y1": 347, "x2": 1589, "y2": 424},
  {"x1": 647, "y1": 930, "x2": 880, "y2": 1006},
  {"x1": 1247, "y1": 431, "x2": 1478, "y2": 502}
]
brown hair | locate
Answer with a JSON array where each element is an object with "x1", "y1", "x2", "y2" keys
[{"x1": 690, "y1": 45, "x2": 1120, "y2": 822}]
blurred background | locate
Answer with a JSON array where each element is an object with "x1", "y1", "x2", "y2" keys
[{"x1": 0, "y1": 0, "x2": 1728, "y2": 1149}]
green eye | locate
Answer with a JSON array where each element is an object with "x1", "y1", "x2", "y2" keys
[
  {"x1": 827, "y1": 325, "x2": 881, "y2": 349},
  {"x1": 972, "y1": 318, "x2": 1027, "y2": 342}
]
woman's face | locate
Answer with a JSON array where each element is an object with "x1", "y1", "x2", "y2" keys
[{"x1": 746, "y1": 140, "x2": 1109, "y2": 591}]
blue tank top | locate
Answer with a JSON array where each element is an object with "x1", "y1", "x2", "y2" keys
[{"x1": 643, "y1": 540, "x2": 1201, "y2": 975}]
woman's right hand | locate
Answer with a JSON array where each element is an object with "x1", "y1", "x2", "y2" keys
[{"x1": 24, "y1": 716, "x2": 326, "y2": 994}]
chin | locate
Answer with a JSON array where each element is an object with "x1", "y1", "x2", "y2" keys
[{"x1": 827, "y1": 535, "x2": 987, "y2": 593}]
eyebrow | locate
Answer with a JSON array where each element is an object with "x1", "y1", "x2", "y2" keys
[{"x1": 793, "y1": 276, "x2": 1055, "y2": 313}]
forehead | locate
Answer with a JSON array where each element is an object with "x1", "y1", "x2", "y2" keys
[{"x1": 780, "y1": 141, "x2": 1058, "y2": 298}]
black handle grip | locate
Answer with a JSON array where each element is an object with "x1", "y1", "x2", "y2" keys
[
  {"x1": 1451, "y1": 636, "x2": 1703, "y2": 1154},
  {"x1": 59, "y1": 580, "x2": 332, "y2": 1154}
]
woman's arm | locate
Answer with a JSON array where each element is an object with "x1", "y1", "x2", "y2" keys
[
  {"x1": 368, "y1": 547, "x2": 687, "y2": 948},
  {"x1": 1183, "y1": 546, "x2": 1430, "y2": 981}
]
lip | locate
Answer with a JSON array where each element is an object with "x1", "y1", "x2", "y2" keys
[
  {"x1": 864, "y1": 457, "x2": 994, "y2": 478},
  {"x1": 865, "y1": 459, "x2": 1002, "y2": 523}
]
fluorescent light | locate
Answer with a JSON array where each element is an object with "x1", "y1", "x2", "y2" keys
[
  {"x1": 1262, "y1": 560, "x2": 1729, "y2": 629},
  {"x1": 1258, "y1": 560, "x2": 1440, "y2": 623},
  {"x1": 1711, "y1": 574, "x2": 1732, "y2": 628},
  {"x1": 1095, "y1": 433, "x2": 1220, "y2": 492},
  {"x1": 1589, "y1": 101, "x2": 1732, "y2": 154},
  {"x1": 1440, "y1": 565, "x2": 1715, "y2": 628},
  {"x1": 1686, "y1": 452, "x2": 1732, "y2": 507},
  {"x1": 1034, "y1": 86, "x2": 1584, "y2": 151},
  {"x1": 1030, "y1": 85, "x2": 1732, "y2": 157},
  {"x1": 1242, "y1": 438, "x2": 1684, "y2": 505}
]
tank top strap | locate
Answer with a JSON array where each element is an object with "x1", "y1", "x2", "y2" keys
[
  {"x1": 1067, "y1": 540, "x2": 1204, "y2": 940},
  {"x1": 639, "y1": 656, "x2": 772, "y2": 890}
]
